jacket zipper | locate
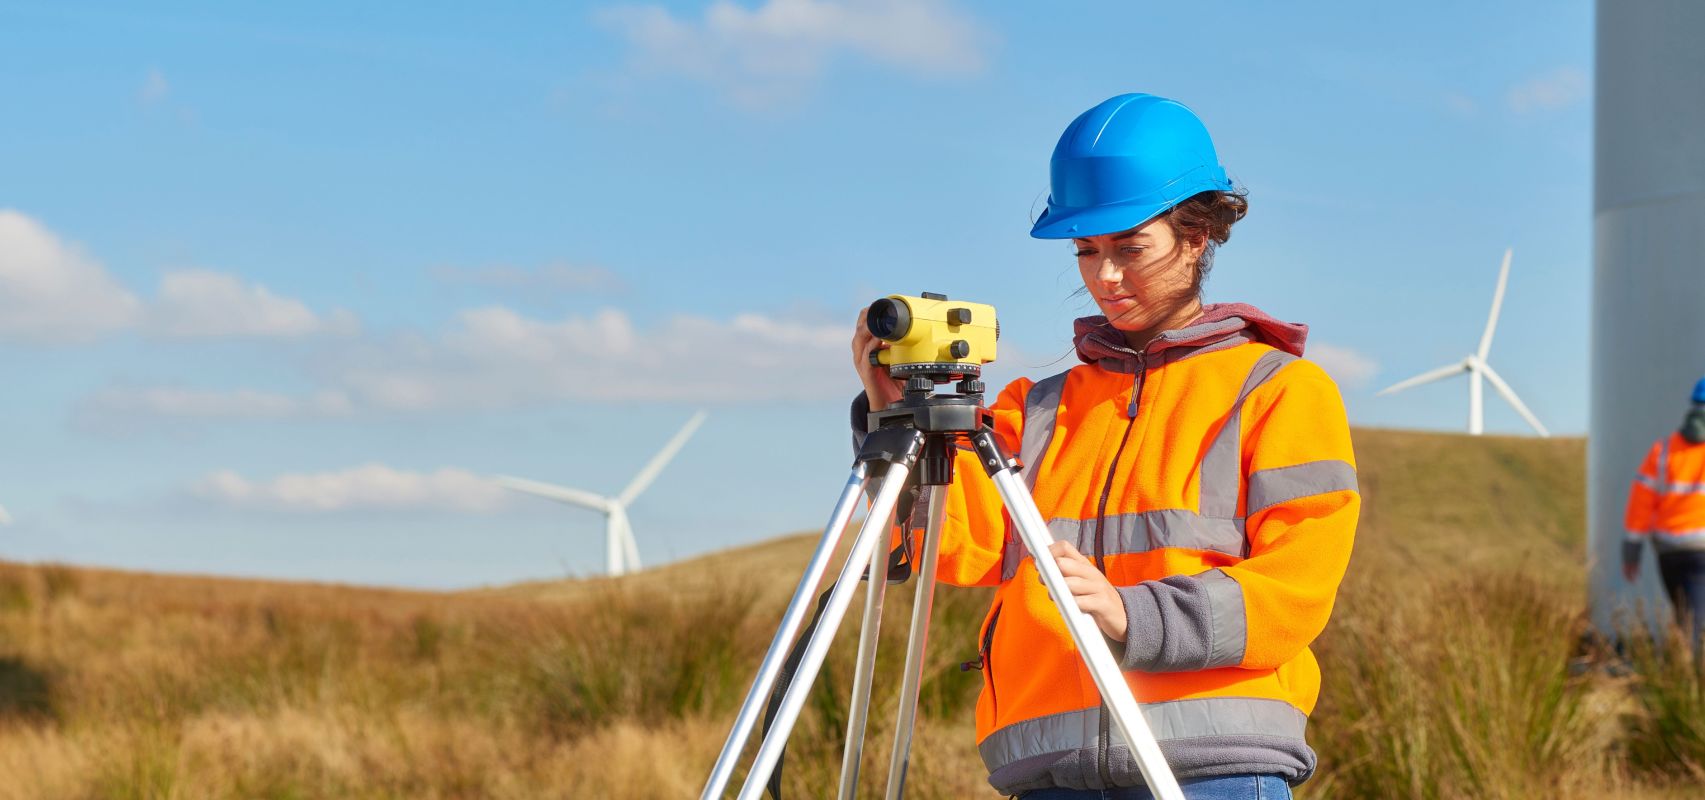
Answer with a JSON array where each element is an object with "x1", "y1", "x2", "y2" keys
[
  {"x1": 962, "y1": 603, "x2": 1003, "y2": 714},
  {"x1": 1092, "y1": 357, "x2": 1144, "y2": 787}
]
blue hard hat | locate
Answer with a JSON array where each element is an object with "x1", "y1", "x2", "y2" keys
[
  {"x1": 1031, "y1": 94, "x2": 1233, "y2": 240},
  {"x1": 1692, "y1": 377, "x2": 1705, "y2": 404}
]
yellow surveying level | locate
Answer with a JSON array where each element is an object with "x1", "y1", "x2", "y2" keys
[{"x1": 865, "y1": 292, "x2": 997, "y2": 377}]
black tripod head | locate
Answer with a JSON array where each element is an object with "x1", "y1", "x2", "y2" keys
[{"x1": 868, "y1": 371, "x2": 992, "y2": 438}]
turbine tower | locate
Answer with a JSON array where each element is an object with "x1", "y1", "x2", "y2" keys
[
  {"x1": 498, "y1": 411, "x2": 707, "y2": 576},
  {"x1": 1376, "y1": 249, "x2": 1550, "y2": 437}
]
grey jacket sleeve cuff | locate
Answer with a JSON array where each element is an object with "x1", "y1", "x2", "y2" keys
[
  {"x1": 1623, "y1": 539, "x2": 1645, "y2": 570},
  {"x1": 851, "y1": 392, "x2": 871, "y2": 449},
  {"x1": 1110, "y1": 569, "x2": 1247, "y2": 673}
]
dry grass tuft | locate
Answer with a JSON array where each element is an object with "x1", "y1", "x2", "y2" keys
[{"x1": 0, "y1": 430, "x2": 1702, "y2": 797}]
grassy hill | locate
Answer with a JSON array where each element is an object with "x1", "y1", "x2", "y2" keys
[{"x1": 0, "y1": 429, "x2": 1701, "y2": 798}]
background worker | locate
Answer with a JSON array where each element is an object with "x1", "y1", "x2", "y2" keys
[
  {"x1": 850, "y1": 94, "x2": 1359, "y2": 800},
  {"x1": 1622, "y1": 378, "x2": 1705, "y2": 651}
]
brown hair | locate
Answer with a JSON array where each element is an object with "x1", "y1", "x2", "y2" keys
[{"x1": 1166, "y1": 189, "x2": 1249, "y2": 295}]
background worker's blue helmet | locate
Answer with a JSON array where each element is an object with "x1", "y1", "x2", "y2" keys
[
  {"x1": 1031, "y1": 94, "x2": 1233, "y2": 240},
  {"x1": 1692, "y1": 377, "x2": 1705, "y2": 404}
]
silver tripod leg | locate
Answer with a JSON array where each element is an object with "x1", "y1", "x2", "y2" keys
[
  {"x1": 986, "y1": 464, "x2": 1186, "y2": 800},
  {"x1": 733, "y1": 459, "x2": 917, "y2": 800},
  {"x1": 701, "y1": 461, "x2": 872, "y2": 800},
  {"x1": 835, "y1": 506, "x2": 893, "y2": 800},
  {"x1": 882, "y1": 485, "x2": 947, "y2": 799}
]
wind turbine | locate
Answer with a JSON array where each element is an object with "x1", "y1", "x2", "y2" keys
[
  {"x1": 1377, "y1": 249, "x2": 1549, "y2": 437},
  {"x1": 0, "y1": 504, "x2": 10, "y2": 525},
  {"x1": 498, "y1": 411, "x2": 707, "y2": 576}
]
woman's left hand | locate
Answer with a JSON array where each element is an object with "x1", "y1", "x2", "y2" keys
[{"x1": 1047, "y1": 541, "x2": 1127, "y2": 641}]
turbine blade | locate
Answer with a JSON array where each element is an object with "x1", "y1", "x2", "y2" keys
[
  {"x1": 496, "y1": 475, "x2": 611, "y2": 512},
  {"x1": 607, "y1": 505, "x2": 635, "y2": 575},
  {"x1": 1477, "y1": 248, "x2": 1512, "y2": 360},
  {"x1": 618, "y1": 410, "x2": 708, "y2": 507},
  {"x1": 1479, "y1": 364, "x2": 1551, "y2": 437},
  {"x1": 1376, "y1": 362, "x2": 1468, "y2": 396}
]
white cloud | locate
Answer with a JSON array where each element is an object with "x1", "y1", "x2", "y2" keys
[
  {"x1": 72, "y1": 304, "x2": 856, "y2": 425},
  {"x1": 1310, "y1": 343, "x2": 1380, "y2": 390},
  {"x1": 322, "y1": 305, "x2": 852, "y2": 410},
  {"x1": 77, "y1": 386, "x2": 353, "y2": 428},
  {"x1": 191, "y1": 464, "x2": 509, "y2": 513},
  {"x1": 0, "y1": 211, "x2": 355, "y2": 343},
  {"x1": 139, "y1": 68, "x2": 170, "y2": 105},
  {"x1": 1442, "y1": 91, "x2": 1476, "y2": 116},
  {"x1": 598, "y1": 0, "x2": 990, "y2": 106},
  {"x1": 145, "y1": 269, "x2": 359, "y2": 338},
  {"x1": 0, "y1": 504, "x2": 11, "y2": 525},
  {"x1": 429, "y1": 262, "x2": 624, "y2": 293},
  {"x1": 0, "y1": 210, "x2": 143, "y2": 343},
  {"x1": 1507, "y1": 67, "x2": 1588, "y2": 114}
]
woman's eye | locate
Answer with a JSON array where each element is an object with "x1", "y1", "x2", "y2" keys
[
  {"x1": 1074, "y1": 250, "x2": 1095, "y2": 257},
  {"x1": 1121, "y1": 246, "x2": 1146, "y2": 256}
]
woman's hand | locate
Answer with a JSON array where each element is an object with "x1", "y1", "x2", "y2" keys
[
  {"x1": 852, "y1": 308, "x2": 906, "y2": 411},
  {"x1": 1048, "y1": 541, "x2": 1127, "y2": 641}
]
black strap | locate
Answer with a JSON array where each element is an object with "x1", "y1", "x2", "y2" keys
[
  {"x1": 761, "y1": 586, "x2": 833, "y2": 800},
  {"x1": 759, "y1": 532, "x2": 914, "y2": 799}
]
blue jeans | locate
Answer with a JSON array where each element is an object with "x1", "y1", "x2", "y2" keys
[{"x1": 1020, "y1": 774, "x2": 1293, "y2": 800}]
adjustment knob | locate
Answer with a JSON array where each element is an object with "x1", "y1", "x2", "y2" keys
[
  {"x1": 869, "y1": 351, "x2": 883, "y2": 367},
  {"x1": 949, "y1": 340, "x2": 970, "y2": 358},
  {"x1": 948, "y1": 307, "x2": 972, "y2": 326},
  {"x1": 959, "y1": 379, "x2": 985, "y2": 395},
  {"x1": 906, "y1": 376, "x2": 935, "y2": 393}
]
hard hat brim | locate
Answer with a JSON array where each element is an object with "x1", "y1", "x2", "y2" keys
[{"x1": 1029, "y1": 199, "x2": 1174, "y2": 240}]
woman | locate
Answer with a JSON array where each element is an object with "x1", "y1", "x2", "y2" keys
[{"x1": 851, "y1": 94, "x2": 1359, "y2": 799}]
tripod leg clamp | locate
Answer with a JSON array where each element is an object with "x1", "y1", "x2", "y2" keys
[
  {"x1": 856, "y1": 426, "x2": 926, "y2": 469},
  {"x1": 970, "y1": 429, "x2": 1021, "y2": 476}
]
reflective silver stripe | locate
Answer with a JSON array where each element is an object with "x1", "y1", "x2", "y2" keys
[
  {"x1": 1626, "y1": 529, "x2": 1651, "y2": 541},
  {"x1": 1000, "y1": 352, "x2": 1300, "y2": 582},
  {"x1": 1045, "y1": 511, "x2": 1247, "y2": 559},
  {"x1": 1636, "y1": 474, "x2": 1660, "y2": 490},
  {"x1": 1653, "y1": 529, "x2": 1705, "y2": 552},
  {"x1": 1003, "y1": 370, "x2": 1070, "y2": 582},
  {"x1": 978, "y1": 697, "x2": 1308, "y2": 772},
  {"x1": 1199, "y1": 569, "x2": 1246, "y2": 668},
  {"x1": 1020, "y1": 372, "x2": 1070, "y2": 492},
  {"x1": 1001, "y1": 533, "x2": 1024, "y2": 583},
  {"x1": 1246, "y1": 460, "x2": 1358, "y2": 516},
  {"x1": 1199, "y1": 351, "x2": 1298, "y2": 519},
  {"x1": 1664, "y1": 481, "x2": 1705, "y2": 494}
]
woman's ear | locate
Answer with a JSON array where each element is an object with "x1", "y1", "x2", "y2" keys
[{"x1": 1184, "y1": 233, "x2": 1208, "y2": 264}]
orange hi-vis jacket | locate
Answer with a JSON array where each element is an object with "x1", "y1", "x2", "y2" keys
[
  {"x1": 1623, "y1": 431, "x2": 1705, "y2": 566},
  {"x1": 902, "y1": 304, "x2": 1359, "y2": 794}
]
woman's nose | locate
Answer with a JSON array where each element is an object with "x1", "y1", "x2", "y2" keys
[{"x1": 1097, "y1": 258, "x2": 1123, "y2": 285}]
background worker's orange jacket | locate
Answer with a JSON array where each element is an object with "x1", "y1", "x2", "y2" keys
[
  {"x1": 893, "y1": 303, "x2": 1359, "y2": 794},
  {"x1": 1623, "y1": 431, "x2": 1705, "y2": 568}
]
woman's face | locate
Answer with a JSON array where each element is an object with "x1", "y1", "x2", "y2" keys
[{"x1": 1073, "y1": 216, "x2": 1203, "y2": 332}]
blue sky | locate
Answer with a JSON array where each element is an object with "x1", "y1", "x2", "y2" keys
[{"x1": 0, "y1": 0, "x2": 1594, "y2": 587}]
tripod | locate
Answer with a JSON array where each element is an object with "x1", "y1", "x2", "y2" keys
[{"x1": 701, "y1": 374, "x2": 1184, "y2": 800}]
